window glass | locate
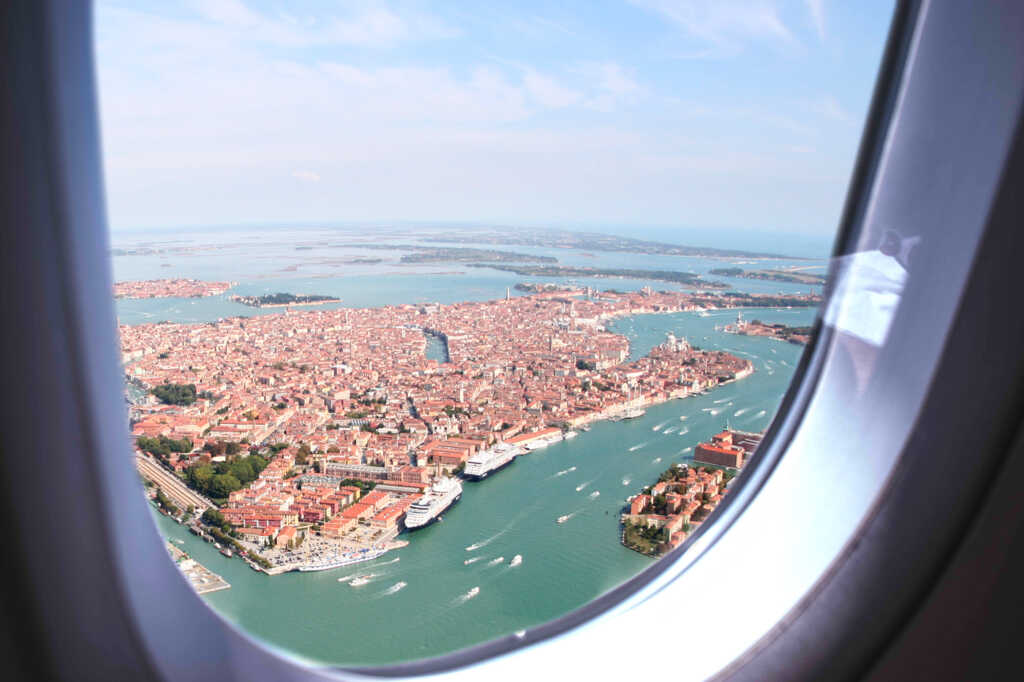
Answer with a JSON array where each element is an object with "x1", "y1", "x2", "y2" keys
[{"x1": 96, "y1": 0, "x2": 893, "y2": 666}]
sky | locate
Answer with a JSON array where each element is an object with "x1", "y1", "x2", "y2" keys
[{"x1": 94, "y1": 0, "x2": 894, "y2": 237}]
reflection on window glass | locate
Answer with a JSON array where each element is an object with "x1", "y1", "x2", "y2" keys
[{"x1": 96, "y1": 0, "x2": 893, "y2": 667}]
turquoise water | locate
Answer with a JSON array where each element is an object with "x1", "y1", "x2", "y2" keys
[{"x1": 152, "y1": 306, "x2": 812, "y2": 666}]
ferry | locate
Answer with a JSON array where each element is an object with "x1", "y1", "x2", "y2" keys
[
  {"x1": 298, "y1": 546, "x2": 387, "y2": 572},
  {"x1": 405, "y1": 477, "x2": 462, "y2": 529},
  {"x1": 463, "y1": 443, "x2": 520, "y2": 480}
]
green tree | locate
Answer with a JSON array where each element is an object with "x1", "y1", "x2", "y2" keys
[
  {"x1": 209, "y1": 473, "x2": 241, "y2": 498},
  {"x1": 151, "y1": 383, "x2": 197, "y2": 406}
]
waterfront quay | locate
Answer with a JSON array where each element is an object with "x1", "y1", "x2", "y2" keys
[
  {"x1": 167, "y1": 542, "x2": 230, "y2": 594},
  {"x1": 121, "y1": 286, "x2": 817, "y2": 573}
]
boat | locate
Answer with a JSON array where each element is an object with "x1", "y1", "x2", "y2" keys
[
  {"x1": 349, "y1": 575, "x2": 373, "y2": 587},
  {"x1": 466, "y1": 586, "x2": 480, "y2": 599},
  {"x1": 557, "y1": 514, "x2": 570, "y2": 524},
  {"x1": 405, "y1": 477, "x2": 463, "y2": 529},
  {"x1": 509, "y1": 555, "x2": 523, "y2": 567},
  {"x1": 580, "y1": 425, "x2": 591, "y2": 432},
  {"x1": 464, "y1": 443, "x2": 520, "y2": 480},
  {"x1": 563, "y1": 431, "x2": 578, "y2": 439},
  {"x1": 297, "y1": 546, "x2": 387, "y2": 572},
  {"x1": 220, "y1": 548, "x2": 233, "y2": 558}
]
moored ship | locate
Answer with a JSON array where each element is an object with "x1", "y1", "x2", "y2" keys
[
  {"x1": 463, "y1": 443, "x2": 521, "y2": 480},
  {"x1": 404, "y1": 477, "x2": 463, "y2": 529}
]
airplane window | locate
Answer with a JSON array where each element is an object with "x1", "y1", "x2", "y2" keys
[{"x1": 94, "y1": 0, "x2": 894, "y2": 668}]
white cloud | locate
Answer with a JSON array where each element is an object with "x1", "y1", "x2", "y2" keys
[
  {"x1": 805, "y1": 0, "x2": 826, "y2": 40},
  {"x1": 629, "y1": 0, "x2": 795, "y2": 53},
  {"x1": 523, "y1": 70, "x2": 582, "y2": 109},
  {"x1": 183, "y1": 0, "x2": 455, "y2": 48},
  {"x1": 291, "y1": 170, "x2": 321, "y2": 182},
  {"x1": 812, "y1": 95, "x2": 855, "y2": 125}
]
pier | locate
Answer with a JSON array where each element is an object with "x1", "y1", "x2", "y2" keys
[{"x1": 167, "y1": 542, "x2": 230, "y2": 594}]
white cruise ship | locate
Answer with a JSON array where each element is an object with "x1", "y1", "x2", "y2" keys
[
  {"x1": 463, "y1": 443, "x2": 521, "y2": 480},
  {"x1": 404, "y1": 477, "x2": 462, "y2": 530}
]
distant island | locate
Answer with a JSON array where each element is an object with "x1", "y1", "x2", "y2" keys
[
  {"x1": 230, "y1": 293, "x2": 341, "y2": 308},
  {"x1": 114, "y1": 278, "x2": 233, "y2": 299},
  {"x1": 467, "y1": 264, "x2": 726, "y2": 289},
  {"x1": 514, "y1": 282, "x2": 564, "y2": 293},
  {"x1": 709, "y1": 267, "x2": 827, "y2": 285},
  {"x1": 724, "y1": 315, "x2": 813, "y2": 345},
  {"x1": 420, "y1": 227, "x2": 802, "y2": 260},
  {"x1": 334, "y1": 244, "x2": 556, "y2": 264}
]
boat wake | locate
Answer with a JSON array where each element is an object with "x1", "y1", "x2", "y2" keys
[
  {"x1": 589, "y1": 490, "x2": 601, "y2": 498},
  {"x1": 381, "y1": 581, "x2": 407, "y2": 596},
  {"x1": 709, "y1": 408, "x2": 722, "y2": 416},
  {"x1": 663, "y1": 426, "x2": 677, "y2": 434},
  {"x1": 628, "y1": 442, "x2": 647, "y2": 452},
  {"x1": 713, "y1": 397, "x2": 733, "y2": 404},
  {"x1": 735, "y1": 408, "x2": 750, "y2": 417},
  {"x1": 348, "y1": 573, "x2": 376, "y2": 587},
  {"x1": 575, "y1": 480, "x2": 591, "y2": 492},
  {"x1": 652, "y1": 457, "x2": 662, "y2": 464},
  {"x1": 456, "y1": 586, "x2": 481, "y2": 604},
  {"x1": 463, "y1": 556, "x2": 484, "y2": 565},
  {"x1": 652, "y1": 420, "x2": 670, "y2": 431},
  {"x1": 622, "y1": 477, "x2": 632, "y2": 486},
  {"x1": 677, "y1": 427, "x2": 689, "y2": 436},
  {"x1": 680, "y1": 446, "x2": 693, "y2": 454},
  {"x1": 754, "y1": 410, "x2": 767, "y2": 419},
  {"x1": 487, "y1": 556, "x2": 505, "y2": 566},
  {"x1": 554, "y1": 466, "x2": 577, "y2": 477},
  {"x1": 466, "y1": 529, "x2": 506, "y2": 552}
]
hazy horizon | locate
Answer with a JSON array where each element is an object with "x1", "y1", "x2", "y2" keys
[{"x1": 96, "y1": 0, "x2": 893, "y2": 243}]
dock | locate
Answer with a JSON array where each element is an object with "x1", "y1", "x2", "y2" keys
[{"x1": 167, "y1": 542, "x2": 230, "y2": 594}]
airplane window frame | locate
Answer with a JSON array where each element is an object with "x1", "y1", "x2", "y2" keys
[{"x1": 4, "y1": 0, "x2": 1024, "y2": 680}]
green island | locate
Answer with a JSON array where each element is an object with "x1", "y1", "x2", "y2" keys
[
  {"x1": 727, "y1": 318, "x2": 814, "y2": 345},
  {"x1": 230, "y1": 293, "x2": 342, "y2": 308},
  {"x1": 334, "y1": 244, "x2": 557, "y2": 264},
  {"x1": 421, "y1": 227, "x2": 801, "y2": 259},
  {"x1": 467, "y1": 264, "x2": 726, "y2": 289},
  {"x1": 709, "y1": 267, "x2": 827, "y2": 285}
]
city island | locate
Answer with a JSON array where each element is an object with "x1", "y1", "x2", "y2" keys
[
  {"x1": 124, "y1": 285, "x2": 819, "y2": 575},
  {"x1": 114, "y1": 278, "x2": 234, "y2": 299}
]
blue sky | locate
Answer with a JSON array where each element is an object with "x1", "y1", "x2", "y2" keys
[{"x1": 94, "y1": 0, "x2": 894, "y2": 237}]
